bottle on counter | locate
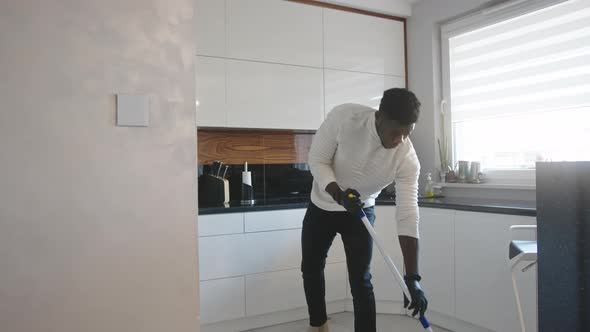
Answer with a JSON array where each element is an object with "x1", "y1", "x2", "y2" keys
[
  {"x1": 424, "y1": 173, "x2": 435, "y2": 197},
  {"x1": 241, "y1": 162, "x2": 254, "y2": 205}
]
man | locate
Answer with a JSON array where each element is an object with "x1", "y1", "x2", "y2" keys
[{"x1": 301, "y1": 88, "x2": 428, "y2": 332}]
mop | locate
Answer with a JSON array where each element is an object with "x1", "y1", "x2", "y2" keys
[{"x1": 348, "y1": 193, "x2": 434, "y2": 331}]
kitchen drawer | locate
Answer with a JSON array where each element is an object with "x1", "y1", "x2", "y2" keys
[
  {"x1": 198, "y1": 212, "x2": 244, "y2": 237},
  {"x1": 199, "y1": 233, "x2": 246, "y2": 280},
  {"x1": 244, "y1": 209, "x2": 306, "y2": 232},
  {"x1": 245, "y1": 262, "x2": 346, "y2": 316},
  {"x1": 200, "y1": 276, "x2": 245, "y2": 324},
  {"x1": 243, "y1": 228, "x2": 346, "y2": 275}
]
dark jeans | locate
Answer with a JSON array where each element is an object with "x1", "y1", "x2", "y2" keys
[{"x1": 301, "y1": 202, "x2": 376, "y2": 332}]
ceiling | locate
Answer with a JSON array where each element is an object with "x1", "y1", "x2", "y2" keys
[{"x1": 316, "y1": 0, "x2": 422, "y2": 17}]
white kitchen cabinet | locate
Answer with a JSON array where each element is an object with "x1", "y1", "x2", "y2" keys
[
  {"x1": 227, "y1": 0, "x2": 323, "y2": 67},
  {"x1": 454, "y1": 211, "x2": 537, "y2": 332},
  {"x1": 369, "y1": 206, "x2": 405, "y2": 307},
  {"x1": 243, "y1": 228, "x2": 302, "y2": 274},
  {"x1": 198, "y1": 212, "x2": 243, "y2": 237},
  {"x1": 200, "y1": 276, "x2": 245, "y2": 324},
  {"x1": 324, "y1": 8, "x2": 406, "y2": 76},
  {"x1": 199, "y1": 233, "x2": 246, "y2": 281},
  {"x1": 226, "y1": 59, "x2": 324, "y2": 130},
  {"x1": 324, "y1": 69, "x2": 405, "y2": 117},
  {"x1": 419, "y1": 208, "x2": 455, "y2": 318},
  {"x1": 244, "y1": 209, "x2": 306, "y2": 233},
  {"x1": 243, "y1": 228, "x2": 346, "y2": 275},
  {"x1": 195, "y1": 56, "x2": 226, "y2": 127},
  {"x1": 195, "y1": 0, "x2": 225, "y2": 57},
  {"x1": 245, "y1": 262, "x2": 347, "y2": 317}
]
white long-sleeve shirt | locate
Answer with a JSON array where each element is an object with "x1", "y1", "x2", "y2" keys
[{"x1": 308, "y1": 103, "x2": 421, "y2": 238}]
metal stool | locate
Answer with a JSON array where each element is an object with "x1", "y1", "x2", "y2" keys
[{"x1": 509, "y1": 225, "x2": 537, "y2": 332}]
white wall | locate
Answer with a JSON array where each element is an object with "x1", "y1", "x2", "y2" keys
[
  {"x1": 407, "y1": 0, "x2": 492, "y2": 183},
  {"x1": 0, "y1": 1, "x2": 200, "y2": 332},
  {"x1": 317, "y1": 0, "x2": 412, "y2": 17}
]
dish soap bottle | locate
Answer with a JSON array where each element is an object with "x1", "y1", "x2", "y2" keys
[{"x1": 424, "y1": 173, "x2": 435, "y2": 197}]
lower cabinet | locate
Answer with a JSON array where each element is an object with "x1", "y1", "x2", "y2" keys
[
  {"x1": 199, "y1": 233, "x2": 246, "y2": 281},
  {"x1": 454, "y1": 211, "x2": 537, "y2": 332},
  {"x1": 199, "y1": 208, "x2": 347, "y2": 326},
  {"x1": 420, "y1": 208, "x2": 537, "y2": 332},
  {"x1": 419, "y1": 208, "x2": 455, "y2": 318},
  {"x1": 245, "y1": 262, "x2": 347, "y2": 317},
  {"x1": 198, "y1": 206, "x2": 538, "y2": 332},
  {"x1": 200, "y1": 276, "x2": 245, "y2": 324}
]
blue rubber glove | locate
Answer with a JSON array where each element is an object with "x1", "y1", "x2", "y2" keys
[
  {"x1": 341, "y1": 189, "x2": 364, "y2": 217},
  {"x1": 404, "y1": 274, "x2": 428, "y2": 317}
]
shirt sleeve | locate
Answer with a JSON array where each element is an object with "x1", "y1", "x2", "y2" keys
[
  {"x1": 308, "y1": 109, "x2": 341, "y2": 192},
  {"x1": 395, "y1": 145, "x2": 421, "y2": 239}
]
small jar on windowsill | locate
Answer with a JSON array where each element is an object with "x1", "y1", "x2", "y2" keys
[{"x1": 445, "y1": 170, "x2": 457, "y2": 183}]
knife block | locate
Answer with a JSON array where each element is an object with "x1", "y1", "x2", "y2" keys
[{"x1": 199, "y1": 174, "x2": 230, "y2": 205}]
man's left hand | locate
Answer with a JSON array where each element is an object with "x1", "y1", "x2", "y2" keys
[
  {"x1": 403, "y1": 274, "x2": 428, "y2": 317},
  {"x1": 341, "y1": 188, "x2": 364, "y2": 216}
]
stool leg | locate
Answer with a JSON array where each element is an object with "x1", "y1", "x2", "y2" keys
[{"x1": 511, "y1": 268, "x2": 527, "y2": 332}]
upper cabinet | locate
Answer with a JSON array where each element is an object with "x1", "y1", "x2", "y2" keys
[
  {"x1": 194, "y1": 1, "x2": 407, "y2": 129},
  {"x1": 195, "y1": 56, "x2": 226, "y2": 127},
  {"x1": 195, "y1": 0, "x2": 226, "y2": 56},
  {"x1": 226, "y1": 0, "x2": 323, "y2": 67},
  {"x1": 324, "y1": 8, "x2": 405, "y2": 76},
  {"x1": 324, "y1": 69, "x2": 405, "y2": 116},
  {"x1": 226, "y1": 59, "x2": 324, "y2": 130}
]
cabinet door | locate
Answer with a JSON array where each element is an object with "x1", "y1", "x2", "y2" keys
[
  {"x1": 227, "y1": 0, "x2": 323, "y2": 67},
  {"x1": 370, "y1": 206, "x2": 404, "y2": 307},
  {"x1": 199, "y1": 233, "x2": 245, "y2": 281},
  {"x1": 454, "y1": 211, "x2": 536, "y2": 332},
  {"x1": 324, "y1": 8, "x2": 405, "y2": 76},
  {"x1": 198, "y1": 212, "x2": 243, "y2": 237},
  {"x1": 195, "y1": 56, "x2": 226, "y2": 127},
  {"x1": 226, "y1": 60, "x2": 324, "y2": 130},
  {"x1": 245, "y1": 262, "x2": 347, "y2": 317},
  {"x1": 244, "y1": 209, "x2": 306, "y2": 233},
  {"x1": 419, "y1": 208, "x2": 455, "y2": 317},
  {"x1": 200, "y1": 276, "x2": 245, "y2": 324},
  {"x1": 195, "y1": 0, "x2": 225, "y2": 56},
  {"x1": 324, "y1": 69, "x2": 405, "y2": 117},
  {"x1": 243, "y1": 227, "x2": 346, "y2": 275},
  {"x1": 243, "y1": 229, "x2": 301, "y2": 274}
]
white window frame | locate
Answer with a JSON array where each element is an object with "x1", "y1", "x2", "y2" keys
[{"x1": 440, "y1": 0, "x2": 570, "y2": 187}]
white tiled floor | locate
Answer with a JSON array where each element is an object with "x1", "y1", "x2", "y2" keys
[{"x1": 244, "y1": 312, "x2": 453, "y2": 332}]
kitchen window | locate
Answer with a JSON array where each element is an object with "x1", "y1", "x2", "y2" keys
[{"x1": 441, "y1": 0, "x2": 590, "y2": 185}]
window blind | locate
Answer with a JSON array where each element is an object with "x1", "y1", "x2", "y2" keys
[{"x1": 449, "y1": 0, "x2": 590, "y2": 123}]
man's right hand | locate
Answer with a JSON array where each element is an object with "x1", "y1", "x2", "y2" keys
[
  {"x1": 325, "y1": 182, "x2": 344, "y2": 204},
  {"x1": 325, "y1": 182, "x2": 364, "y2": 216}
]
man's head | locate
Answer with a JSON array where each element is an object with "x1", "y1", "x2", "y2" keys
[{"x1": 375, "y1": 88, "x2": 421, "y2": 149}]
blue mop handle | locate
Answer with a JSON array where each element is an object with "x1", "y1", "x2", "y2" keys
[{"x1": 356, "y1": 205, "x2": 433, "y2": 331}]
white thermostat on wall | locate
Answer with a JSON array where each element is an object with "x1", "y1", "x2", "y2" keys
[{"x1": 116, "y1": 94, "x2": 150, "y2": 127}]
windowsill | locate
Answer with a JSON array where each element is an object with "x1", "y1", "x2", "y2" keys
[{"x1": 436, "y1": 182, "x2": 536, "y2": 191}]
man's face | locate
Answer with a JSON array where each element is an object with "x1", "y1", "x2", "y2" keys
[{"x1": 375, "y1": 111, "x2": 415, "y2": 149}]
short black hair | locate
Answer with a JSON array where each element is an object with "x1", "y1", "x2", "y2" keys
[{"x1": 379, "y1": 88, "x2": 421, "y2": 125}]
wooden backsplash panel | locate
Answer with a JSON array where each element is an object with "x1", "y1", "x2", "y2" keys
[{"x1": 198, "y1": 129, "x2": 315, "y2": 165}]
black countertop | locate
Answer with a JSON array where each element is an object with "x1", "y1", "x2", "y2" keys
[
  {"x1": 377, "y1": 196, "x2": 536, "y2": 216},
  {"x1": 199, "y1": 196, "x2": 536, "y2": 216},
  {"x1": 199, "y1": 197, "x2": 310, "y2": 215}
]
